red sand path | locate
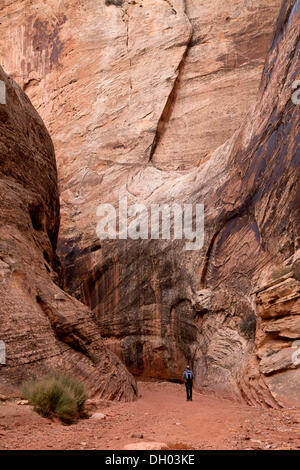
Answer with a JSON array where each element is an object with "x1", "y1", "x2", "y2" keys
[{"x1": 0, "y1": 381, "x2": 299, "y2": 450}]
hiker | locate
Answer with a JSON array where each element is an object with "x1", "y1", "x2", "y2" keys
[{"x1": 183, "y1": 365, "x2": 194, "y2": 401}]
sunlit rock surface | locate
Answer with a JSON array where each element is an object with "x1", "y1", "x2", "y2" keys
[{"x1": 0, "y1": 0, "x2": 299, "y2": 403}]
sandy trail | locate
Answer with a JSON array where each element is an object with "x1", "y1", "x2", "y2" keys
[{"x1": 0, "y1": 380, "x2": 299, "y2": 450}]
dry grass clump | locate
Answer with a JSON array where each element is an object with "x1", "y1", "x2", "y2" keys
[{"x1": 21, "y1": 371, "x2": 87, "y2": 424}]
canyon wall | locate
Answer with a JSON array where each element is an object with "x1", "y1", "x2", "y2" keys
[
  {"x1": 0, "y1": 67, "x2": 137, "y2": 400},
  {"x1": 255, "y1": 274, "x2": 300, "y2": 409},
  {"x1": 1, "y1": 0, "x2": 299, "y2": 404},
  {"x1": 241, "y1": 266, "x2": 300, "y2": 409},
  {"x1": 0, "y1": 0, "x2": 281, "y2": 171}
]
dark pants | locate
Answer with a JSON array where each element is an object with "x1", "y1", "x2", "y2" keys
[{"x1": 185, "y1": 381, "x2": 192, "y2": 400}]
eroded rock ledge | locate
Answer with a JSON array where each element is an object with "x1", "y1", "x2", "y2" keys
[{"x1": 241, "y1": 268, "x2": 300, "y2": 408}]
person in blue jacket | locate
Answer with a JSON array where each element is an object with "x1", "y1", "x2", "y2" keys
[{"x1": 182, "y1": 365, "x2": 194, "y2": 401}]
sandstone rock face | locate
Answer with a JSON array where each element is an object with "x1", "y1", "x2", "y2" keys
[
  {"x1": 0, "y1": 67, "x2": 137, "y2": 400},
  {"x1": 152, "y1": 0, "x2": 283, "y2": 169},
  {"x1": 0, "y1": 0, "x2": 281, "y2": 170},
  {"x1": 241, "y1": 272, "x2": 300, "y2": 408},
  {"x1": 1, "y1": 0, "x2": 299, "y2": 403}
]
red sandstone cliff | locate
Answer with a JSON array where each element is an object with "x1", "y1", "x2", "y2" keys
[
  {"x1": 0, "y1": 0, "x2": 299, "y2": 406},
  {"x1": 0, "y1": 66, "x2": 137, "y2": 400}
]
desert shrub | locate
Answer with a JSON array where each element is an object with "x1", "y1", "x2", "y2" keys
[
  {"x1": 54, "y1": 371, "x2": 87, "y2": 410},
  {"x1": 239, "y1": 313, "x2": 256, "y2": 340},
  {"x1": 21, "y1": 371, "x2": 87, "y2": 424}
]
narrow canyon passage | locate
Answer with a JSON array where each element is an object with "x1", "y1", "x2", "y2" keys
[
  {"x1": 0, "y1": 0, "x2": 299, "y2": 452},
  {"x1": 1, "y1": 381, "x2": 299, "y2": 450}
]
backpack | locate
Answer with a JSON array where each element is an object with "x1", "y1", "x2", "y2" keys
[{"x1": 185, "y1": 370, "x2": 193, "y2": 382}]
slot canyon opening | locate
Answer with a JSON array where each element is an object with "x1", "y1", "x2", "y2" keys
[{"x1": 29, "y1": 205, "x2": 44, "y2": 232}]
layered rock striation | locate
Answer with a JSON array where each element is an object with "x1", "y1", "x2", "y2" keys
[
  {"x1": 241, "y1": 251, "x2": 300, "y2": 408},
  {"x1": 0, "y1": 0, "x2": 299, "y2": 402},
  {"x1": 0, "y1": 67, "x2": 137, "y2": 400}
]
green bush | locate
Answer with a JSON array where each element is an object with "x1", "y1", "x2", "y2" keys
[
  {"x1": 239, "y1": 313, "x2": 256, "y2": 340},
  {"x1": 21, "y1": 371, "x2": 87, "y2": 424}
]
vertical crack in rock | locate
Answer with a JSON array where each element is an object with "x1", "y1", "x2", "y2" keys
[
  {"x1": 149, "y1": 6, "x2": 193, "y2": 163},
  {"x1": 121, "y1": 4, "x2": 133, "y2": 92},
  {"x1": 149, "y1": 44, "x2": 191, "y2": 162}
]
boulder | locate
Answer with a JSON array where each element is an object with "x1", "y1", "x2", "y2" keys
[
  {"x1": 124, "y1": 442, "x2": 168, "y2": 450},
  {"x1": 90, "y1": 413, "x2": 106, "y2": 420}
]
